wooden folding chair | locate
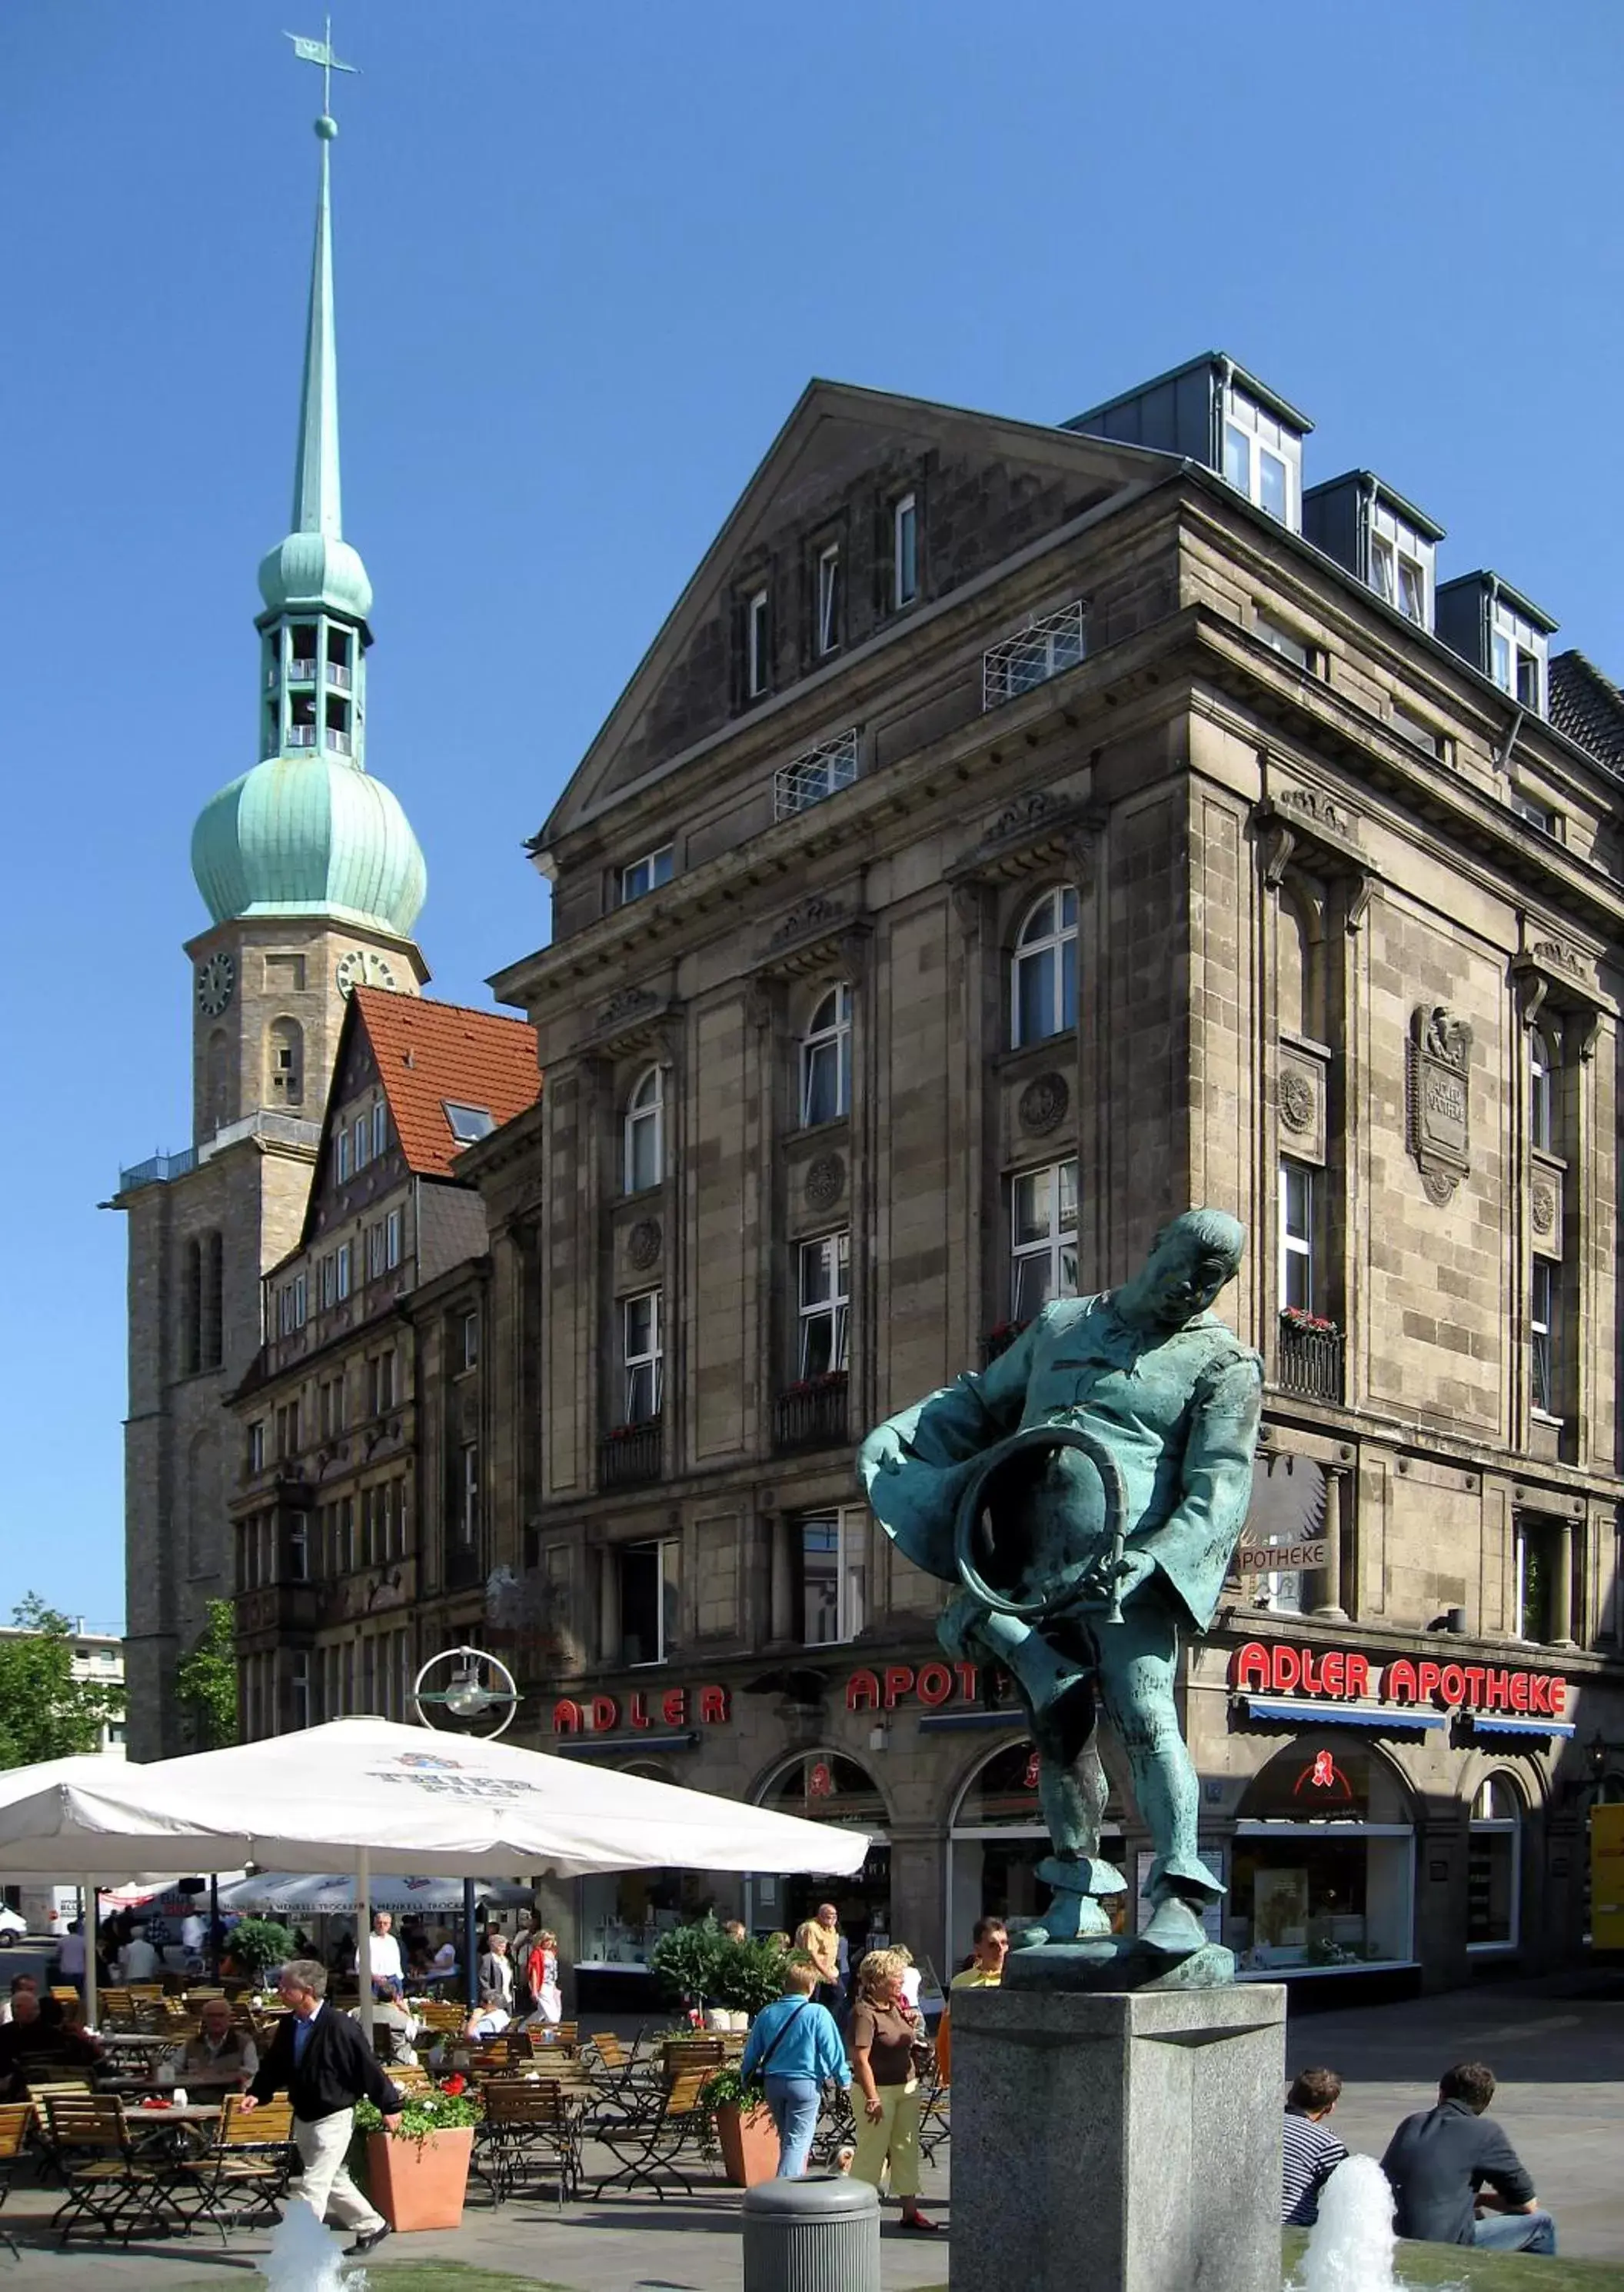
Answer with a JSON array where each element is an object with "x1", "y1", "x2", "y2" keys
[
  {"x1": 586, "y1": 2067, "x2": 710, "y2": 2200},
  {"x1": 42, "y1": 2094, "x2": 180, "y2": 2246},
  {"x1": 0, "y1": 2102, "x2": 32, "y2": 2258},
  {"x1": 176, "y1": 2093, "x2": 298, "y2": 2242},
  {"x1": 474, "y1": 2077, "x2": 580, "y2": 2208}
]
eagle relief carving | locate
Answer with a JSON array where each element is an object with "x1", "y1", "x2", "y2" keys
[{"x1": 1406, "y1": 1004, "x2": 1472, "y2": 1205}]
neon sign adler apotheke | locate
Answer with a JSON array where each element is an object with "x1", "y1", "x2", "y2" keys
[
  {"x1": 1230, "y1": 1641, "x2": 1568, "y2": 1716},
  {"x1": 551, "y1": 1686, "x2": 730, "y2": 1735}
]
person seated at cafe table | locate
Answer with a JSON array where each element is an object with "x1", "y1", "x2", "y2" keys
[
  {"x1": 0, "y1": 1992, "x2": 103, "y2": 2100},
  {"x1": 164, "y1": 1997, "x2": 259, "y2": 2096},
  {"x1": 0, "y1": 1974, "x2": 37, "y2": 2027}
]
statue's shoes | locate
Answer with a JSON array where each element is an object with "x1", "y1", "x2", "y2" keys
[
  {"x1": 1138, "y1": 1896, "x2": 1210, "y2": 1958},
  {"x1": 1036, "y1": 1852, "x2": 1128, "y2": 1899}
]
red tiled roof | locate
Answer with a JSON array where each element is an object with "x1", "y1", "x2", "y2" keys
[{"x1": 352, "y1": 988, "x2": 541, "y2": 1178}]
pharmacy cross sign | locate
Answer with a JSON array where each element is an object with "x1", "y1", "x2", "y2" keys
[{"x1": 284, "y1": 17, "x2": 359, "y2": 115}]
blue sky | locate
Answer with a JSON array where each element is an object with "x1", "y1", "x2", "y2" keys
[{"x1": 3, "y1": 0, "x2": 1621, "y2": 1631}]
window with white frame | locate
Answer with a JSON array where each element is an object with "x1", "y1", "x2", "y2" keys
[
  {"x1": 747, "y1": 587, "x2": 770, "y2": 698},
  {"x1": 338, "y1": 1130, "x2": 351, "y2": 1183},
  {"x1": 248, "y1": 1420, "x2": 266, "y2": 1474},
  {"x1": 817, "y1": 543, "x2": 842, "y2": 655},
  {"x1": 336, "y1": 1241, "x2": 351, "y2": 1301},
  {"x1": 621, "y1": 845, "x2": 674, "y2": 904},
  {"x1": 1469, "y1": 1775, "x2": 1522, "y2": 1949},
  {"x1": 801, "y1": 1507, "x2": 867, "y2": 1644},
  {"x1": 1012, "y1": 886, "x2": 1078, "y2": 1047},
  {"x1": 1529, "y1": 1028, "x2": 1558, "y2": 1154},
  {"x1": 289, "y1": 1651, "x2": 310, "y2": 1730},
  {"x1": 624, "y1": 1065, "x2": 664, "y2": 1192},
  {"x1": 622, "y1": 1290, "x2": 663, "y2": 1424},
  {"x1": 1530, "y1": 1258, "x2": 1557, "y2": 1417},
  {"x1": 458, "y1": 1442, "x2": 480, "y2": 1544},
  {"x1": 619, "y1": 1537, "x2": 679, "y2": 1667},
  {"x1": 1010, "y1": 1159, "x2": 1079, "y2": 1321},
  {"x1": 1280, "y1": 1158, "x2": 1316, "y2": 1313},
  {"x1": 1255, "y1": 611, "x2": 1313, "y2": 671},
  {"x1": 365, "y1": 1348, "x2": 397, "y2": 1417},
  {"x1": 320, "y1": 1254, "x2": 337, "y2": 1309},
  {"x1": 372, "y1": 1100, "x2": 388, "y2": 1158},
  {"x1": 1513, "y1": 1514, "x2": 1560, "y2": 1641},
  {"x1": 367, "y1": 1221, "x2": 385, "y2": 1279},
  {"x1": 1369, "y1": 536, "x2": 1427, "y2": 627},
  {"x1": 798, "y1": 1231, "x2": 850, "y2": 1378},
  {"x1": 461, "y1": 1311, "x2": 480, "y2": 1370},
  {"x1": 894, "y1": 493, "x2": 918, "y2": 606},
  {"x1": 800, "y1": 984, "x2": 852, "y2": 1125},
  {"x1": 983, "y1": 599, "x2": 1086, "y2": 707},
  {"x1": 288, "y1": 1512, "x2": 309, "y2": 1583},
  {"x1": 386, "y1": 1208, "x2": 402, "y2": 1268},
  {"x1": 352, "y1": 1114, "x2": 368, "y2": 1171},
  {"x1": 1489, "y1": 600, "x2": 1547, "y2": 715},
  {"x1": 1220, "y1": 385, "x2": 1300, "y2": 527},
  {"x1": 444, "y1": 1101, "x2": 496, "y2": 1144}
]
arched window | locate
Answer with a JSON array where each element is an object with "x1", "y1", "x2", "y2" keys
[
  {"x1": 205, "y1": 1028, "x2": 231, "y2": 1135},
  {"x1": 624, "y1": 1066, "x2": 664, "y2": 1194},
  {"x1": 1469, "y1": 1773, "x2": 1522, "y2": 1951},
  {"x1": 267, "y1": 1017, "x2": 304, "y2": 1107},
  {"x1": 1529, "y1": 1027, "x2": 1558, "y2": 1154},
  {"x1": 1011, "y1": 888, "x2": 1077, "y2": 1047},
  {"x1": 182, "y1": 1238, "x2": 202, "y2": 1375},
  {"x1": 747, "y1": 1751, "x2": 893, "y2": 1950},
  {"x1": 1230, "y1": 1737, "x2": 1415, "y2": 1974},
  {"x1": 800, "y1": 984, "x2": 853, "y2": 1126},
  {"x1": 201, "y1": 1230, "x2": 224, "y2": 1370},
  {"x1": 948, "y1": 1737, "x2": 1126, "y2": 1957}
]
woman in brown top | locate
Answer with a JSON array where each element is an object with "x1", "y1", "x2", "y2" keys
[{"x1": 847, "y1": 1947, "x2": 937, "y2": 2232}]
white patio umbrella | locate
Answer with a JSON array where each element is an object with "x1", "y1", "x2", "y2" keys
[
  {"x1": 0, "y1": 1720, "x2": 870, "y2": 2035},
  {"x1": 216, "y1": 1872, "x2": 533, "y2": 1917}
]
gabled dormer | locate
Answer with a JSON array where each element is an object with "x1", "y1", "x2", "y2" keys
[
  {"x1": 1067, "y1": 351, "x2": 1312, "y2": 533},
  {"x1": 1303, "y1": 471, "x2": 1444, "y2": 631},
  {"x1": 1436, "y1": 572, "x2": 1559, "y2": 715}
]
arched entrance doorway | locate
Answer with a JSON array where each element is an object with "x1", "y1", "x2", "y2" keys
[
  {"x1": 747, "y1": 1751, "x2": 890, "y2": 1959},
  {"x1": 1229, "y1": 1735, "x2": 1416, "y2": 1976},
  {"x1": 946, "y1": 1738, "x2": 1127, "y2": 1968},
  {"x1": 1468, "y1": 1774, "x2": 1524, "y2": 1954}
]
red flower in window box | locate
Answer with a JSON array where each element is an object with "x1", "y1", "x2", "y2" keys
[
  {"x1": 1279, "y1": 1307, "x2": 1339, "y2": 1337},
  {"x1": 784, "y1": 1371, "x2": 849, "y2": 1398},
  {"x1": 606, "y1": 1421, "x2": 656, "y2": 1442}
]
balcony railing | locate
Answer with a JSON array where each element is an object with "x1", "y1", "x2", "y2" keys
[
  {"x1": 774, "y1": 1372, "x2": 850, "y2": 1452},
  {"x1": 118, "y1": 1111, "x2": 322, "y2": 1195},
  {"x1": 773, "y1": 728, "x2": 860, "y2": 822},
  {"x1": 1276, "y1": 1313, "x2": 1345, "y2": 1404},
  {"x1": 327, "y1": 661, "x2": 352, "y2": 689},
  {"x1": 288, "y1": 657, "x2": 318, "y2": 685},
  {"x1": 983, "y1": 599, "x2": 1087, "y2": 709},
  {"x1": 328, "y1": 728, "x2": 354, "y2": 757},
  {"x1": 601, "y1": 1420, "x2": 663, "y2": 1487},
  {"x1": 286, "y1": 723, "x2": 318, "y2": 748}
]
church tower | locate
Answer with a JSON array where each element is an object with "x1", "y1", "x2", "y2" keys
[{"x1": 118, "y1": 51, "x2": 428, "y2": 1756}]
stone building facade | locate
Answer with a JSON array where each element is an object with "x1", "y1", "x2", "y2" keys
[
  {"x1": 228, "y1": 990, "x2": 539, "y2": 1740},
  {"x1": 472, "y1": 355, "x2": 1624, "y2": 2003}
]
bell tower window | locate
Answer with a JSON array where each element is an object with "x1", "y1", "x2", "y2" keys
[
  {"x1": 268, "y1": 1017, "x2": 304, "y2": 1107},
  {"x1": 325, "y1": 690, "x2": 353, "y2": 755}
]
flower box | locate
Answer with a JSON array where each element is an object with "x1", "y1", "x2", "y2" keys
[
  {"x1": 713, "y1": 2099, "x2": 780, "y2": 2187},
  {"x1": 365, "y1": 2124, "x2": 474, "y2": 2232}
]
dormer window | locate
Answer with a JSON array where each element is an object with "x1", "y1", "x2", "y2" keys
[
  {"x1": 1370, "y1": 536, "x2": 1426, "y2": 625},
  {"x1": 1222, "y1": 385, "x2": 1300, "y2": 528},
  {"x1": 1491, "y1": 603, "x2": 1547, "y2": 714},
  {"x1": 444, "y1": 1101, "x2": 496, "y2": 1144},
  {"x1": 1436, "y1": 575, "x2": 1556, "y2": 718}
]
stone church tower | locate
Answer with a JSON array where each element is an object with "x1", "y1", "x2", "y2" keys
[{"x1": 117, "y1": 94, "x2": 428, "y2": 1757}]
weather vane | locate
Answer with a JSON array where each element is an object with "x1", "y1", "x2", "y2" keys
[{"x1": 284, "y1": 15, "x2": 358, "y2": 122}]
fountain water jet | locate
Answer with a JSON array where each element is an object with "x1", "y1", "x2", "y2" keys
[
  {"x1": 259, "y1": 2196, "x2": 363, "y2": 2292},
  {"x1": 1299, "y1": 2156, "x2": 1398, "y2": 2292}
]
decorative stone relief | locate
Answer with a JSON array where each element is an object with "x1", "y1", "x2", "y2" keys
[
  {"x1": 627, "y1": 1218, "x2": 664, "y2": 1271},
  {"x1": 770, "y1": 896, "x2": 846, "y2": 950},
  {"x1": 597, "y1": 983, "x2": 661, "y2": 1033},
  {"x1": 1276, "y1": 1048, "x2": 1326, "y2": 1164},
  {"x1": 804, "y1": 1154, "x2": 846, "y2": 1211},
  {"x1": 1531, "y1": 1182, "x2": 1557, "y2": 1239},
  {"x1": 1279, "y1": 1071, "x2": 1315, "y2": 1133},
  {"x1": 1017, "y1": 1073, "x2": 1070, "y2": 1135},
  {"x1": 1406, "y1": 1004, "x2": 1472, "y2": 1205}
]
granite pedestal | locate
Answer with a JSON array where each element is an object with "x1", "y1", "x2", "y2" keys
[{"x1": 950, "y1": 1981, "x2": 1286, "y2": 2292}]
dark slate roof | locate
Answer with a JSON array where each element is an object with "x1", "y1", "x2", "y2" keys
[{"x1": 1549, "y1": 651, "x2": 1624, "y2": 780}]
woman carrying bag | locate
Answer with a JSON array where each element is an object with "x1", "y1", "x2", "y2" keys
[
  {"x1": 847, "y1": 1947, "x2": 937, "y2": 2233},
  {"x1": 740, "y1": 1957, "x2": 850, "y2": 2177}
]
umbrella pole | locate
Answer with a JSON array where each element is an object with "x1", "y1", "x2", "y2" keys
[
  {"x1": 356, "y1": 1851, "x2": 374, "y2": 2045},
  {"x1": 81, "y1": 1887, "x2": 97, "y2": 2030},
  {"x1": 208, "y1": 1874, "x2": 219, "y2": 1980},
  {"x1": 464, "y1": 1877, "x2": 478, "y2": 2014}
]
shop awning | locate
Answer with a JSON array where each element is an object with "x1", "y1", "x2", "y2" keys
[
  {"x1": 1469, "y1": 1716, "x2": 1576, "y2": 1739},
  {"x1": 1237, "y1": 1695, "x2": 1445, "y2": 1733}
]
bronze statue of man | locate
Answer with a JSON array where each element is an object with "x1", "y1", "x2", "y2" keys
[{"x1": 860, "y1": 1208, "x2": 1262, "y2": 1973}]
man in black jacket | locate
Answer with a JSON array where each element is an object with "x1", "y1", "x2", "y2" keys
[
  {"x1": 242, "y1": 1957, "x2": 401, "y2": 2255},
  {"x1": 1382, "y1": 2061, "x2": 1556, "y2": 2256}
]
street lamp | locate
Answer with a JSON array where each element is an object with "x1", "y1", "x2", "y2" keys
[{"x1": 411, "y1": 1647, "x2": 520, "y2": 1740}]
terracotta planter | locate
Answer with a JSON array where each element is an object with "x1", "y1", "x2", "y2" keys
[
  {"x1": 365, "y1": 2124, "x2": 474, "y2": 2231},
  {"x1": 714, "y1": 2100, "x2": 780, "y2": 2187}
]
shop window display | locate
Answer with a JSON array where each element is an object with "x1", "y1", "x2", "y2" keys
[
  {"x1": 578, "y1": 1762, "x2": 714, "y2": 1967},
  {"x1": 1467, "y1": 1774, "x2": 1522, "y2": 1951},
  {"x1": 947, "y1": 1739, "x2": 1127, "y2": 1968},
  {"x1": 747, "y1": 1751, "x2": 891, "y2": 1957},
  {"x1": 1229, "y1": 1737, "x2": 1415, "y2": 1976}
]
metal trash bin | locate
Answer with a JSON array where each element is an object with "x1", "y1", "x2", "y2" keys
[{"x1": 742, "y1": 2172, "x2": 881, "y2": 2292}]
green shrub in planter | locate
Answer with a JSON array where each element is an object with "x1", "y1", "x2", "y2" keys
[
  {"x1": 650, "y1": 1915, "x2": 727, "y2": 2010},
  {"x1": 225, "y1": 1918, "x2": 296, "y2": 1980},
  {"x1": 709, "y1": 1936, "x2": 792, "y2": 2016}
]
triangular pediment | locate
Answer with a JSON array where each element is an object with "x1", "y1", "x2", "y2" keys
[{"x1": 534, "y1": 378, "x2": 1172, "y2": 851}]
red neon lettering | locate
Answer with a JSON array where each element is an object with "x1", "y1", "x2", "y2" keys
[
  {"x1": 1463, "y1": 1666, "x2": 1486, "y2": 1708},
  {"x1": 698, "y1": 1686, "x2": 729, "y2": 1724},
  {"x1": 661, "y1": 1688, "x2": 687, "y2": 1727},
  {"x1": 1232, "y1": 1643, "x2": 1272, "y2": 1692},
  {"x1": 552, "y1": 1699, "x2": 582, "y2": 1735},
  {"x1": 1273, "y1": 1646, "x2": 1302, "y2": 1692},
  {"x1": 1551, "y1": 1677, "x2": 1567, "y2": 1716},
  {"x1": 1345, "y1": 1653, "x2": 1371, "y2": 1699},
  {"x1": 1300, "y1": 1649, "x2": 1323, "y2": 1695},
  {"x1": 1416, "y1": 1661, "x2": 1443, "y2": 1704},
  {"x1": 630, "y1": 1692, "x2": 651, "y2": 1731},
  {"x1": 1385, "y1": 1660, "x2": 1418, "y2": 1704},
  {"x1": 1509, "y1": 1673, "x2": 1531, "y2": 1713},
  {"x1": 591, "y1": 1695, "x2": 619, "y2": 1734},
  {"x1": 845, "y1": 1671, "x2": 881, "y2": 1713},
  {"x1": 1484, "y1": 1669, "x2": 1510, "y2": 1710},
  {"x1": 1320, "y1": 1652, "x2": 1346, "y2": 1697},
  {"x1": 917, "y1": 1661, "x2": 953, "y2": 1707},
  {"x1": 883, "y1": 1666, "x2": 915, "y2": 1710},
  {"x1": 955, "y1": 1661, "x2": 980, "y2": 1701},
  {"x1": 1439, "y1": 1665, "x2": 1466, "y2": 1707}
]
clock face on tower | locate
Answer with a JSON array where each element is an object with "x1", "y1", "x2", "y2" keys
[
  {"x1": 336, "y1": 948, "x2": 398, "y2": 998},
  {"x1": 195, "y1": 951, "x2": 235, "y2": 1017}
]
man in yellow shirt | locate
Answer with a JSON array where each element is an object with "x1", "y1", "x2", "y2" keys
[
  {"x1": 792, "y1": 1903, "x2": 846, "y2": 2010},
  {"x1": 937, "y1": 1917, "x2": 1008, "y2": 2084}
]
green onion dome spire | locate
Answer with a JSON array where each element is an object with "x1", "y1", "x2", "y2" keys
[{"x1": 191, "y1": 104, "x2": 425, "y2": 941}]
